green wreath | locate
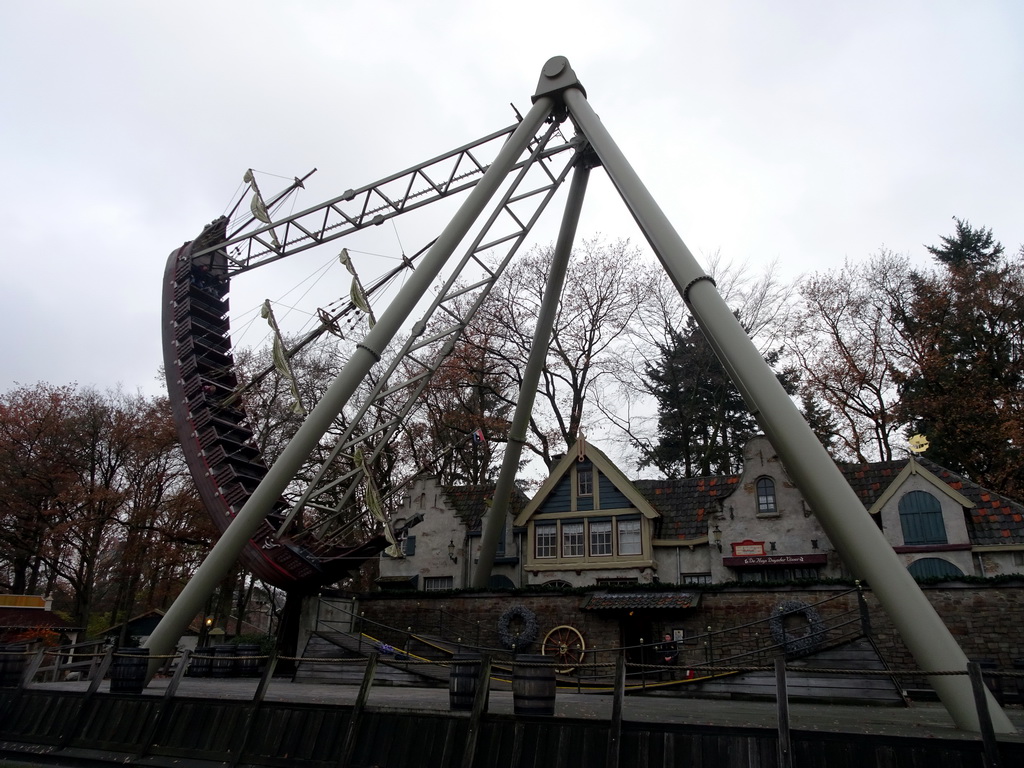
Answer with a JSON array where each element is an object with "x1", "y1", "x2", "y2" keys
[
  {"x1": 769, "y1": 599, "x2": 826, "y2": 657},
  {"x1": 497, "y1": 604, "x2": 538, "y2": 650}
]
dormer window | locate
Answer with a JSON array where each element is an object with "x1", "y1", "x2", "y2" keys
[
  {"x1": 578, "y1": 466, "x2": 593, "y2": 496},
  {"x1": 756, "y1": 477, "x2": 778, "y2": 516}
]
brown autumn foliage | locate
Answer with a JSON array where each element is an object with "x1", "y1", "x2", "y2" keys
[{"x1": 0, "y1": 383, "x2": 214, "y2": 633}]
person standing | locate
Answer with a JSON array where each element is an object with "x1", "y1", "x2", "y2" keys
[{"x1": 657, "y1": 633, "x2": 678, "y2": 680}]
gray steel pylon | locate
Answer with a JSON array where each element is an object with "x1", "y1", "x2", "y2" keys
[{"x1": 535, "y1": 56, "x2": 1010, "y2": 734}]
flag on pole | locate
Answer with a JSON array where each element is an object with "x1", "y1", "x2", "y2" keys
[
  {"x1": 356, "y1": 448, "x2": 401, "y2": 558},
  {"x1": 243, "y1": 169, "x2": 281, "y2": 249},
  {"x1": 261, "y1": 300, "x2": 306, "y2": 415},
  {"x1": 339, "y1": 248, "x2": 376, "y2": 328},
  {"x1": 472, "y1": 428, "x2": 486, "y2": 446}
]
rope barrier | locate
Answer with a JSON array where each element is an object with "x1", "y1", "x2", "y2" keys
[
  {"x1": 10, "y1": 640, "x2": 1024, "y2": 691},
  {"x1": 11, "y1": 645, "x2": 1023, "y2": 680},
  {"x1": 10, "y1": 644, "x2": 1023, "y2": 681}
]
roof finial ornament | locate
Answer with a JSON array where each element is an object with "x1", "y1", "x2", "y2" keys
[{"x1": 577, "y1": 429, "x2": 587, "y2": 462}]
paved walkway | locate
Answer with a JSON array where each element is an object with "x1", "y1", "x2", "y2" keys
[{"x1": 30, "y1": 677, "x2": 1024, "y2": 743}]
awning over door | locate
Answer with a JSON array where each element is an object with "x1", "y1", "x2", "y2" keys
[{"x1": 583, "y1": 592, "x2": 700, "y2": 611}]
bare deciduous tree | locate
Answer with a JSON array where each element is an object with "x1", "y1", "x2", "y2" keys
[
  {"x1": 472, "y1": 237, "x2": 659, "y2": 469},
  {"x1": 787, "y1": 251, "x2": 913, "y2": 462}
]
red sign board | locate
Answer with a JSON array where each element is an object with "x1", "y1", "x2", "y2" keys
[
  {"x1": 731, "y1": 540, "x2": 765, "y2": 557},
  {"x1": 722, "y1": 553, "x2": 828, "y2": 568}
]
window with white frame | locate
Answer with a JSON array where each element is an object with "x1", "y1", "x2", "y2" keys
[
  {"x1": 596, "y1": 577, "x2": 638, "y2": 587},
  {"x1": 535, "y1": 523, "x2": 557, "y2": 558},
  {"x1": 682, "y1": 572, "x2": 711, "y2": 585},
  {"x1": 423, "y1": 576, "x2": 454, "y2": 591},
  {"x1": 590, "y1": 520, "x2": 612, "y2": 556},
  {"x1": 617, "y1": 518, "x2": 642, "y2": 555},
  {"x1": 562, "y1": 521, "x2": 584, "y2": 557},
  {"x1": 533, "y1": 516, "x2": 647, "y2": 561},
  {"x1": 577, "y1": 466, "x2": 594, "y2": 496}
]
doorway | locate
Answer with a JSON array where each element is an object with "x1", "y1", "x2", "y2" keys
[{"x1": 620, "y1": 611, "x2": 653, "y2": 664}]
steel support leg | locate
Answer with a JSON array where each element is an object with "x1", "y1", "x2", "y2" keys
[
  {"x1": 472, "y1": 157, "x2": 592, "y2": 587},
  {"x1": 563, "y1": 83, "x2": 1013, "y2": 734},
  {"x1": 144, "y1": 95, "x2": 556, "y2": 678}
]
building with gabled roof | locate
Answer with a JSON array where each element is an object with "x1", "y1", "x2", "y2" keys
[
  {"x1": 0, "y1": 595, "x2": 82, "y2": 646},
  {"x1": 376, "y1": 436, "x2": 1024, "y2": 593},
  {"x1": 376, "y1": 475, "x2": 529, "y2": 592}
]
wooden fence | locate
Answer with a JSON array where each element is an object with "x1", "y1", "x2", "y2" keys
[{"x1": 1, "y1": 643, "x2": 1022, "y2": 768}]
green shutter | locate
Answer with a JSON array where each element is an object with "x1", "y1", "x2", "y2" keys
[{"x1": 898, "y1": 491, "x2": 948, "y2": 545}]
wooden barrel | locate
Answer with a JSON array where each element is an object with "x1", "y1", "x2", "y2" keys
[
  {"x1": 236, "y1": 644, "x2": 262, "y2": 677},
  {"x1": 110, "y1": 647, "x2": 149, "y2": 694},
  {"x1": 189, "y1": 647, "x2": 213, "y2": 677},
  {"x1": 211, "y1": 644, "x2": 236, "y2": 678},
  {"x1": 449, "y1": 653, "x2": 482, "y2": 711},
  {"x1": 0, "y1": 644, "x2": 28, "y2": 688},
  {"x1": 512, "y1": 654, "x2": 555, "y2": 716}
]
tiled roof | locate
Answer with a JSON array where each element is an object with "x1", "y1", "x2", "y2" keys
[
  {"x1": 838, "y1": 459, "x2": 907, "y2": 508},
  {"x1": 838, "y1": 457, "x2": 1024, "y2": 546},
  {"x1": 629, "y1": 455, "x2": 1024, "y2": 547},
  {"x1": 443, "y1": 483, "x2": 528, "y2": 530},
  {"x1": 584, "y1": 592, "x2": 701, "y2": 611},
  {"x1": 919, "y1": 459, "x2": 1024, "y2": 545},
  {"x1": 0, "y1": 607, "x2": 80, "y2": 631},
  {"x1": 634, "y1": 476, "x2": 738, "y2": 540}
]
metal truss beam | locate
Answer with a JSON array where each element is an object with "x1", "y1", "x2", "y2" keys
[
  {"x1": 202, "y1": 126, "x2": 575, "y2": 274},
  {"x1": 279, "y1": 125, "x2": 583, "y2": 543},
  {"x1": 146, "y1": 93, "x2": 560, "y2": 679}
]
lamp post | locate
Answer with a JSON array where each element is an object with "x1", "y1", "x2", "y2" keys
[{"x1": 199, "y1": 617, "x2": 213, "y2": 648}]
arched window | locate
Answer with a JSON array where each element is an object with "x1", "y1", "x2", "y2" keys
[
  {"x1": 907, "y1": 557, "x2": 964, "y2": 581},
  {"x1": 898, "y1": 491, "x2": 947, "y2": 545},
  {"x1": 542, "y1": 579, "x2": 572, "y2": 590},
  {"x1": 756, "y1": 477, "x2": 778, "y2": 516}
]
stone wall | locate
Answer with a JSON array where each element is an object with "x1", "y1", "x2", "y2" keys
[
  {"x1": 353, "y1": 581, "x2": 1024, "y2": 672},
  {"x1": 865, "y1": 582, "x2": 1024, "y2": 671},
  {"x1": 354, "y1": 592, "x2": 622, "y2": 655}
]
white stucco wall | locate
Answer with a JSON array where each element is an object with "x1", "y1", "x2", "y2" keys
[
  {"x1": 378, "y1": 476, "x2": 466, "y2": 589},
  {"x1": 711, "y1": 436, "x2": 840, "y2": 583},
  {"x1": 377, "y1": 476, "x2": 522, "y2": 589},
  {"x1": 874, "y1": 470, "x2": 974, "y2": 576}
]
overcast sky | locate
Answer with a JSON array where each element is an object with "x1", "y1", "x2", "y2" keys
[{"x1": 3, "y1": 0, "x2": 1023, "y2": 401}]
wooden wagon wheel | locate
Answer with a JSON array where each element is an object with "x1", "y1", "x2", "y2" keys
[{"x1": 541, "y1": 625, "x2": 586, "y2": 673}]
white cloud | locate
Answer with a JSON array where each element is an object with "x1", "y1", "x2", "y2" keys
[{"x1": 2, "y1": 0, "x2": 1023, "y2": 397}]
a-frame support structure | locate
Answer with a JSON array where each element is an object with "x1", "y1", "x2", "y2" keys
[{"x1": 146, "y1": 56, "x2": 1013, "y2": 734}]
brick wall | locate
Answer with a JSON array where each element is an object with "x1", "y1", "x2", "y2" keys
[{"x1": 354, "y1": 582, "x2": 1024, "y2": 671}]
